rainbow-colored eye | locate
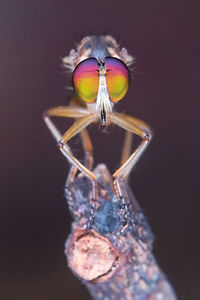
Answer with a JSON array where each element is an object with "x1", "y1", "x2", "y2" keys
[
  {"x1": 105, "y1": 57, "x2": 130, "y2": 102},
  {"x1": 73, "y1": 58, "x2": 99, "y2": 103}
]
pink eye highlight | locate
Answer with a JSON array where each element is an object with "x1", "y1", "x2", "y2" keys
[
  {"x1": 105, "y1": 57, "x2": 130, "y2": 102},
  {"x1": 73, "y1": 58, "x2": 99, "y2": 103}
]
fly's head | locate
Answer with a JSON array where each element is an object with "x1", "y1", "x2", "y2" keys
[{"x1": 63, "y1": 35, "x2": 134, "y2": 125}]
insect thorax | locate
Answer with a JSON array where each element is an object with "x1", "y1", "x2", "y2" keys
[{"x1": 63, "y1": 35, "x2": 134, "y2": 70}]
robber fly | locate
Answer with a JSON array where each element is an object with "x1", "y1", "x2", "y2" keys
[{"x1": 44, "y1": 35, "x2": 152, "y2": 224}]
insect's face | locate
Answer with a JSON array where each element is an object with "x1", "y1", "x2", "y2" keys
[{"x1": 72, "y1": 57, "x2": 130, "y2": 123}]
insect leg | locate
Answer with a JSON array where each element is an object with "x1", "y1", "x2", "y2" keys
[
  {"x1": 43, "y1": 106, "x2": 95, "y2": 179},
  {"x1": 44, "y1": 105, "x2": 90, "y2": 118},
  {"x1": 66, "y1": 128, "x2": 94, "y2": 204},
  {"x1": 43, "y1": 108, "x2": 98, "y2": 227},
  {"x1": 110, "y1": 112, "x2": 153, "y2": 181},
  {"x1": 80, "y1": 129, "x2": 94, "y2": 170},
  {"x1": 110, "y1": 112, "x2": 153, "y2": 226},
  {"x1": 120, "y1": 131, "x2": 133, "y2": 169},
  {"x1": 46, "y1": 107, "x2": 94, "y2": 170}
]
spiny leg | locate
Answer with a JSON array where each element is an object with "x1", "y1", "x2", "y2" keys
[
  {"x1": 110, "y1": 112, "x2": 153, "y2": 227},
  {"x1": 43, "y1": 111, "x2": 78, "y2": 211},
  {"x1": 58, "y1": 114, "x2": 99, "y2": 227},
  {"x1": 43, "y1": 106, "x2": 98, "y2": 228},
  {"x1": 65, "y1": 165, "x2": 79, "y2": 214},
  {"x1": 43, "y1": 107, "x2": 96, "y2": 188},
  {"x1": 44, "y1": 105, "x2": 90, "y2": 118},
  {"x1": 66, "y1": 128, "x2": 94, "y2": 219},
  {"x1": 65, "y1": 128, "x2": 94, "y2": 211},
  {"x1": 66, "y1": 127, "x2": 94, "y2": 191},
  {"x1": 120, "y1": 131, "x2": 133, "y2": 169},
  {"x1": 44, "y1": 105, "x2": 93, "y2": 170},
  {"x1": 80, "y1": 129, "x2": 94, "y2": 170},
  {"x1": 111, "y1": 112, "x2": 152, "y2": 180},
  {"x1": 118, "y1": 131, "x2": 133, "y2": 223}
]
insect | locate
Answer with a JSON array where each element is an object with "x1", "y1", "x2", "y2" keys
[{"x1": 44, "y1": 35, "x2": 152, "y2": 225}]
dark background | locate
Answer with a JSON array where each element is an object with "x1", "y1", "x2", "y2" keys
[{"x1": 1, "y1": 0, "x2": 199, "y2": 299}]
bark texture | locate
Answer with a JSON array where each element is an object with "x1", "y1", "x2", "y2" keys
[{"x1": 64, "y1": 164, "x2": 177, "y2": 300}]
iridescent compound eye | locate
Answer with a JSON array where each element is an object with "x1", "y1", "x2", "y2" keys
[
  {"x1": 73, "y1": 58, "x2": 99, "y2": 103},
  {"x1": 105, "y1": 57, "x2": 130, "y2": 102}
]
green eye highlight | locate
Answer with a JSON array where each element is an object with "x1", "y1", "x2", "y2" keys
[
  {"x1": 105, "y1": 57, "x2": 130, "y2": 102},
  {"x1": 73, "y1": 58, "x2": 99, "y2": 103}
]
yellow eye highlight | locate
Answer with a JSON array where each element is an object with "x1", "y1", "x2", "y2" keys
[
  {"x1": 105, "y1": 57, "x2": 130, "y2": 102},
  {"x1": 73, "y1": 58, "x2": 99, "y2": 103}
]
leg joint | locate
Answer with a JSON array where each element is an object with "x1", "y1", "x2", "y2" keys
[
  {"x1": 57, "y1": 140, "x2": 64, "y2": 148},
  {"x1": 144, "y1": 130, "x2": 153, "y2": 142}
]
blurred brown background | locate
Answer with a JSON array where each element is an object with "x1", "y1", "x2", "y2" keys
[{"x1": 0, "y1": 0, "x2": 199, "y2": 299}]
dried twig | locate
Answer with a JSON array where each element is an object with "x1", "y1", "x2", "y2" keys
[{"x1": 64, "y1": 164, "x2": 177, "y2": 300}]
